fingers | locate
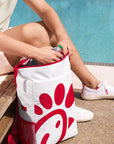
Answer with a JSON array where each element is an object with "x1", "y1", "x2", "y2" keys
[
  {"x1": 36, "y1": 46, "x2": 65, "y2": 64},
  {"x1": 67, "y1": 44, "x2": 73, "y2": 57},
  {"x1": 61, "y1": 43, "x2": 68, "y2": 55},
  {"x1": 51, "y1": 51, "x2": 63, "y2": 62},
  {"x1": 53, "y1": 57, "x2": 61, "y2": 62},
  {"x1": 58, "y1": 42, "x2": 74, "y2": 57},
  {"x1": 61, "y1": 44, "x2": 73, "y2": 57},
  {"x1": 55, "y1": 51, "x2": 63, "y2": 58}
]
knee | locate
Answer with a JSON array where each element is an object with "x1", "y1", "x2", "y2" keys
[{"x1": 22, "y1": 22, "x2": 50, "y2": 46}]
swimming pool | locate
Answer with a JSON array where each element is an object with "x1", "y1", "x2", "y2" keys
[{"x1": 9, "y1": 0, "x2": 114, "y2": 64}]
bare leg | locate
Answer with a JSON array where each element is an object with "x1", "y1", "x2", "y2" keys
[
  {"x1": 48, "y1": 28, "x2": 99, "y2": 89},
  {"x1": 70, "y1": 42, "x2": 99, "y2": 89},
  {"x1": 3, "y1": 21, "x2": 99, "y2": 88},
  {"x1": 3, "y1": 21, "x2": 52, "y2": 67}
]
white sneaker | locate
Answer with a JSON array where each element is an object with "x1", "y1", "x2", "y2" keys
[
  {"x1": 75, "y1": 106, "x2": 94, "y2": 122},
  {"x1": 81, "y1": 81, "x2": 114, "y2": 100}
]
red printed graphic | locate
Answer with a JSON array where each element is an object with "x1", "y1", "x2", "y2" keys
[
  {"x1": 35, "y1": 83, "x2": 75, "y2": 143},
  {"x1": 65, "y1": 84, "x2": 74, "y2": 108},
  {"x1": 41, "y1": 133, "x2": 50, "y2": 144},
  {"x1": 56, "y1": 120, "x2": 60, "y2": 128},
  {"x1": 21, "y1": 105, "x2": 27, "y2": 111},
  {"x1": 34, "y1": 105, "x2": 43, "y2": 115},
  {"x1": 68, "y1": 117, "x2": 74, "y2": 129},
  {"x1": 39, "y1": 93, "x2": 52, "y2": 109},
  {"x1": 54, "y1": 83, "x2": 65, "y2": 105}
]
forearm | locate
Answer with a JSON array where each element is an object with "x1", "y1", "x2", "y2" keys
[
  {"x1": 23, "y1": 0, "x2": 69, "y2": 41},
  {"x1": 0, "y1": 32, "x2": 38, "y2": 58},
  {"x1": 41, "y1": 8, "x2": 69, "y2": 41}
]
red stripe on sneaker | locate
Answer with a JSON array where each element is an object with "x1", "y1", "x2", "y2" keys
[
  {"x1": 96, "y1": 86, "x2": 99, "y2": 90},
  {"x1": 105, "y1": 89, "x2": 108, "y2": 95},
  {"x1": 81, "y1": 84, "x2": 84, "y2": 94}
]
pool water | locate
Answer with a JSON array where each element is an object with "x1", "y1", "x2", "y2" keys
[{"x1": 9, "y1": 0, "x2": 114, "y2": 64}]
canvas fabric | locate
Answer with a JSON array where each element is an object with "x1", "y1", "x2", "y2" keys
[{"x1": 8, "y1": 54, "x2": 78, "y2": 144}]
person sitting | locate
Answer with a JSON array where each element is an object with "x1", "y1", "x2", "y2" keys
[{"x1": 0, "y1": 0, "x2": 114, "y2": 122}]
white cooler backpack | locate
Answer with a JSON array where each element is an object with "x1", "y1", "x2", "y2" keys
[{"x1": 8, "y1": 54, "x2": 78, "y2": 144}]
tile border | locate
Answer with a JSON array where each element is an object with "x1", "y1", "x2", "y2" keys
[{"x1": 84, "y1": 61, "x2": 114, "y2": 67}]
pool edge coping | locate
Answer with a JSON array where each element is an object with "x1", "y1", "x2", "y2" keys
[{"x1": 84, "y1": 61, "x2": 114, "y2": 67}]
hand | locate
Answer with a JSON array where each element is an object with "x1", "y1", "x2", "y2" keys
[
  {"x1": 33, "y1": 46, "x2": 63, "y2": 64},
  {"x1": 57, "y1": 39, "x2": 74, "y2": 57}
]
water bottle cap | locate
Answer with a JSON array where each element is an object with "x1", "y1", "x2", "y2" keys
[{"x1": 58, "y1": 44, "x2": 63, "y2": 49}]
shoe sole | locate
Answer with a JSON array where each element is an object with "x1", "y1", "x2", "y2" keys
[
  {"x1": 77, "y1": 119, "x2": 93, "y2": 123},
  {"x1": 81, "y1": 94, "x2": 114, "y2": 100}
]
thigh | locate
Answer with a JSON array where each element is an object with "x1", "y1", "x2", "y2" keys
[
  {"x1": 4, "y1": 21, "x2": 57, "y2": 46},
  {"x1": 2, "y1": 21, "x2": 57, "y2": 75}
]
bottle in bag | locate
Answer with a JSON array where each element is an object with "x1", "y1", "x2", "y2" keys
[
  {"x1": 52, "y1": 44, "x2": 63, "y2": 52},
  {"x1": 26, "y1": 45, "x2": 63, "y2": 66}
]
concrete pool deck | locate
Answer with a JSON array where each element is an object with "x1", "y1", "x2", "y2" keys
[
  {"x1": 60, "y1": 93, "x2": 114, "y2": 144},
  {"x1": 61, "y1": 64, "x2": 114, "y2": 144},
  {"x1": 72, "y1": 63, "x2": 114, "y2": 90},
  {"x1": 0, "y1": 64, "x2": 114, "y2": 144}
]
